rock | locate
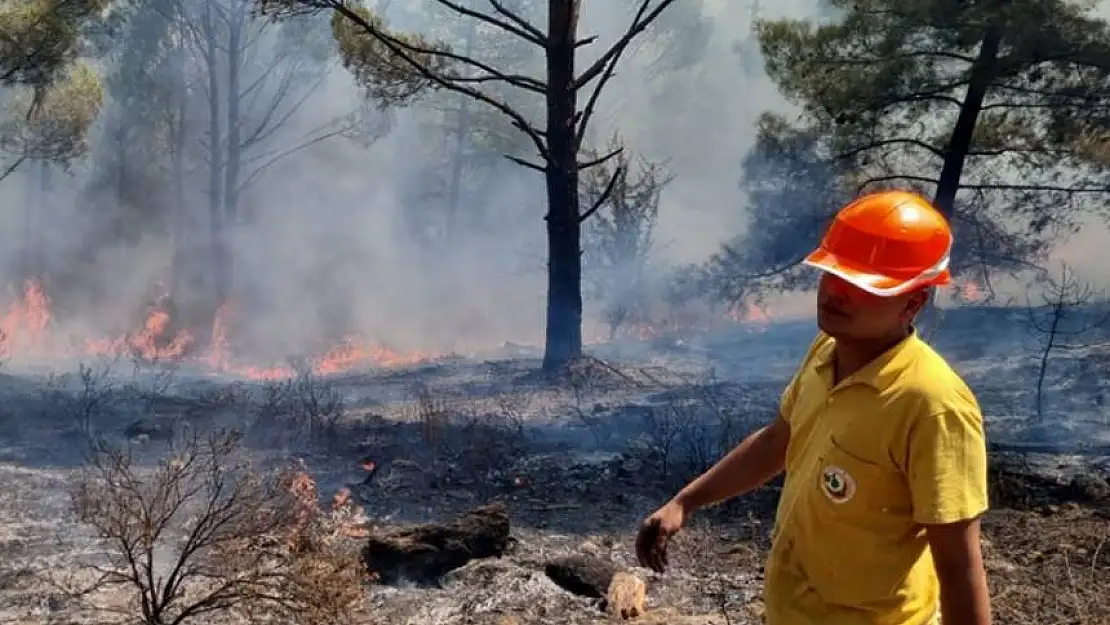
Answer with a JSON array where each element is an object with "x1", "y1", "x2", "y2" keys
[
  {"x1": 123, "y1": 416, "x2": 174, "y2": 441},
  {"x1": 578, "y1": 540, "x2": 603, "y2": 557},
  {"x1": 544, "y1": 555, "x2": 619, "y2": 599},
  {"x1": 362, "y1": 502, "x2": 511, "y2": 585},
  {"x1": 605, "y1": 571, "x2": 646, "y2": 620}
]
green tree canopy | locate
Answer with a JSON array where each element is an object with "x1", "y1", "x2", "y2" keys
[
  {"x1": 0, "y1": 0, "x2": 110, "y2": 88},
  {"x1": 0, "y1": 0, "x2": 109, "y2": 179},
  {"x1": 708, "y1": 0, "x2": 1110, "y2": 302},
  {"x1": 1, "y1": 61, "x2": 103, "y2": 179}
]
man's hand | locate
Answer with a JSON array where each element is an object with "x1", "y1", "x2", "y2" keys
[
  {"x1": 635, "y1": 498, "x2": 688, "y2": 573},
  {"x1": 634, "y1": 416, "x2": 791, "y2": 574},
  {"x1": 927, "y1": 517, "x2": 991, "y2": 625}
]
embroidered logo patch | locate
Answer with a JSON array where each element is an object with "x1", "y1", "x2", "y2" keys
[{"x1": 821, "y1": 465, "x2": 856, "y2": 504}]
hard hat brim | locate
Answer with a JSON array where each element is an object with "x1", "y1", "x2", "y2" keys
[{"x1": 803, "y1": 247, "x2": 950, "y2": 298}]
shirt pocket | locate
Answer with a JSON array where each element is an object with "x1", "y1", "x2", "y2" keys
[
  {"x1": 804, "y1": 438, "x2": 915, "y2": 605},
  {"x1": 814, "y1": 436, "x2": 911, "y2": 521}
]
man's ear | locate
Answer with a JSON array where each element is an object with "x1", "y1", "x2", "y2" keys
[{"x1": 904, "y1": 288, "x2": 931, "y2": 320}]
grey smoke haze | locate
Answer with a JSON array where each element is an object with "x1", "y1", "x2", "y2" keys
[{"x1": 0, "y1": 0, "x2": 1106, "y2": 361}]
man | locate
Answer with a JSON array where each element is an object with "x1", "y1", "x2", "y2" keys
[{"x1": 636, "y1": 191, "x2": 991, "y2": 625}]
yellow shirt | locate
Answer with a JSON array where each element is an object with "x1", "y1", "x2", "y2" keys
[{"x1": 764, "y1": 331, "x2": 988, "y2": 625}]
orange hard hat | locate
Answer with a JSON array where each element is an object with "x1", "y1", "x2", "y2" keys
[{"x1": 804, "y1": 190, "x2": 952, "y2": 297}]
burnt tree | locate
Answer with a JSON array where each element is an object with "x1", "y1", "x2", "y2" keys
[
  {"x1": 260, "y1": 0, "x2": 684, "y2": 372},
  {"x1": 1024, "y1": 262, "x2": 1108, "y2": 421}
]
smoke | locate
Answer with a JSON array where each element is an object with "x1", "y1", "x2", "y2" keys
[{"x1": 3, "y1": 0, "x2": 1105, "y2": 371}]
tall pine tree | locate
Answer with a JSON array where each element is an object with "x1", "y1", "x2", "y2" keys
[{"x1": 708, "y1": 0, "x2": 1110, "y2": 301}]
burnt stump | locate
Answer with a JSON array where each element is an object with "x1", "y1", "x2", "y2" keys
[
  {"x1": 362, "y1": 502, "x2": 511, "y2": 585},
  {"x1": 544, "y1": 555, "x2": 619, "y2": 599}
]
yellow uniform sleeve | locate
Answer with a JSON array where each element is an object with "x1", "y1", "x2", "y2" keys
[
  {"x1": 907, "y1": 407, "x2": 989, "y2": 525},
  {"x1": 779, "y1": 374, "x2": 800, "y2": 421}
]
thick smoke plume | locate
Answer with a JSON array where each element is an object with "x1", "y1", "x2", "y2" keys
[{"x1": 0, "y1": 0, "x2": 1106, "y2": 377}]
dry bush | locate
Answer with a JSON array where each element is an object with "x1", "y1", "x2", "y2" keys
[
  {"x1": 410, "y1": 387, "x2": 530, "y2": 495},
  {"x1": 40, "y1": 361, "x2": 120, "y2": 439},
  {"x1": 123, "y1": 359, "x2": 179, "y2": 416},
  {"x1": 66, "y1": 429, "x2": 365, "y2": 625},
  {"x1": 633, "y1": 378, "x2": 750, "y2": 484},
  {"x1": 567, "y1": 378, "x2": 611, "y2": 447},
  {"x1": 251, "y1": 377, "x2": 296, "y2": 443},
  {"x1": 184, "y1": 382, "x2": 249, "y2": 415},
  {"x1": 290, "y1": 368, "x2": 345, "y2": 449},
  {"x1": 248, "y1": 370, "x2": 345, "y2": 451},
  {"x1": 415, "y1": 385, "x2": 450, "y2": 464}
]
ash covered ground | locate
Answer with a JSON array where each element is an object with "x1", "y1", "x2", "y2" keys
[{"x1": 0, "y1": 306, "x2": 1108, "y2": 625}]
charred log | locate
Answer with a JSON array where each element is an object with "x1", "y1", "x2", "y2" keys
[
  {"x1": 543, "y1": 554, "x2": 619, "y2": 599},
  {"x1": 362, "y1": 502, "x2": 511, "y2": 585}
]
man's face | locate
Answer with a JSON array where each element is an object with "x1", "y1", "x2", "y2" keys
[{"x1": 816, "y1": 273, "x2": 927, "y2": 341}]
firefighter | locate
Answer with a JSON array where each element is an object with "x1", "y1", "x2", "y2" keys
[{"x1": 636, "y1": 191, "x2": 991, "y2": 625}]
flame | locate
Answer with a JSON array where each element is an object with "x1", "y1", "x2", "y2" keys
[
  {"x1": 725, "y1": 302, "x2": 771, "y2": 333},
  {"x1": 0, "y1": 278, "x2": 53, "y2": 358},
  {"x1": 956, "y1": 280, "x2": 985, "y2": 303},
  {"x1": 0, "y1": 278, "x2": 436, "y2": 378},
  {"x1": 84, "y1": 309, "x2": 194, "y2": 361}
]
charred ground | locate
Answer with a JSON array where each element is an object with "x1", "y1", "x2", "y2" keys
[{"x1": 0, "y1": 307, "x2": 1108, "y2": 625}]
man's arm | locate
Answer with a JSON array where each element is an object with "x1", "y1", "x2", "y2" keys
[
  {"x1": 927, "y1": 518, "x2": 991, "y2": 625},
  {"x1": 906, "y1": 404, "x2": 991, "y2": 625},
  {"x1": 672, "y1": 414, "x2": 790, "y2": 513}
]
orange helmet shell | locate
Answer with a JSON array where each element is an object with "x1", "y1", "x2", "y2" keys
[{"x1": 804, "y1": 191, "x2": 952, "y2": 297}]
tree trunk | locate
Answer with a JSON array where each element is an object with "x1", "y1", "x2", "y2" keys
[
  {"x1": 170, "y1": 30, "x2": 188, "y2": 297},
  {"x1": 204, "y1": 5, "x2": 228, "y2": 306},
  {"x1": 541, "y1": 0, "x2": 583, "y2": 372},
  {"x1": 20, "y1": 161, "x2": 35, "y2": 281},
  {"x1": 933, "y1": 27, "x2": 1002, "y2": 217},
  {"x1": 445, "y1": 21, "x2": 477, "y2": 243},
  {"x1": 35, "y1": 161, "x2": 50, "y2": 278},
  {"x1": 114, "y1": 122, "x2": 127, "y2": 240},
  {"x1": 223, "y1": 7, "x2": 244, "y2": 297}
]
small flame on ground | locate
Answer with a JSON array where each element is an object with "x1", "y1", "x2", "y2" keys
[
  {"x1": 956, "y1": 280, "x2": 986, "y2": 303},
  {"x1": 0, "y1": 278, "x2": 435, "y2": 379}
]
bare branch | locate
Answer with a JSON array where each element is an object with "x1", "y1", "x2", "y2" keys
[
  {"x1": 575, "y1": 47, "x2": 620, "y2": 147},
  {"x1": 575, "y1": 0, "x2": 681, "y2": 88},
  {"x1": 235, "y1": 126, "x2": 354, "y2": 196},
  {"x1": 488, "y1": 0, "x2": 545, "y2": 43},
  {"x1": 580, "y1": 167, "x2": 623, "y2": 222},
  {"x1": 0, "y1": 153, "x2": 27, "y2": 183},
  {"x1": 426, "y1": 0, "x2": 545, "y2": 46},
  {"x1": 858, "y1": 174, "x2": 1110, "y2": 194},
  {"x1": 326, "y1": 1, "x2": 550, "y2": 163},
  {"x1": 506, "y1": 154, "x2": 544, "y2": 171},
  {"x1": 835, "y1": 138, "x2": 945, "y2": 160},
  {"x1": 578, "y1": 147, "x2": 622, "y2": 170},
  {"x1": 335, "y1": 3, "x2": 546, "y2": 93}
]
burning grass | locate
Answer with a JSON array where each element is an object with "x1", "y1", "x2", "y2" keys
[{"x1": 0, "y1": 279, "x2": 437, "y2": 379}]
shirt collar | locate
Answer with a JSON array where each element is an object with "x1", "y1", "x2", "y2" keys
[{"x1": 813, "y1": 329, "x2": 922, "y2": 390}]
